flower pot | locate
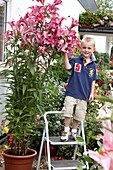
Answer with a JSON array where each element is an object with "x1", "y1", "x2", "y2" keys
[{"x1": 3, "y1": 148, "x2": 37, "y2": 170}]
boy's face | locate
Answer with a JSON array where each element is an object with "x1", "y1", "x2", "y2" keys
[{"x1": 81, "y1": 41, "x2": 95, "y2": 59}]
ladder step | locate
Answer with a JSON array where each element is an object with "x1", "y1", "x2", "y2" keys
[
  {"x1": 47, "y1": 136, "x2": 84, "y2": 145},
  {"x1": 51, "y1": 160, "x2": 86, "y2": 170}
]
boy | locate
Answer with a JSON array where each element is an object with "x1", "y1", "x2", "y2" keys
[{"x1": 61, "y1": 37, "x2": 97, "y2": 141}]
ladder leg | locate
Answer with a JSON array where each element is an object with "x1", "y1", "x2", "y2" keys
[
  {"x1": 81, "y1": 122, "x2": 89, "y2": 170},
  {"x1": 37, "y1": 127, "x2": 46, "y2": 170},
  {"x1": 73, "y1": 124, "x2": 82, "y2": 160},
  {"x1": 73, "y1": 122, "x2": 89, "y2": 169},
  {"x1": 46, "y1": 122, "x2": 51, "y2": 170}
]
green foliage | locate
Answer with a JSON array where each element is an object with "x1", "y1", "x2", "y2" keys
[
  {"x1": 56, "y1": 145, "x2": 75, "y2": 159},
  {"x1": 85, "y1": 101, "x2": 103, "y2": 151},
  {"x1": 28, "y1": 58, "x2": 69, "y2": 150},
  {"x1": 96, "y1": 0, "x2": 113, "y2": 10},
  {"x1": 94, "y1": 51, "x2": 110, "y2": 70}
]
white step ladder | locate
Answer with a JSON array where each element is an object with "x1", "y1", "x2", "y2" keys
[{"x1": 37, "y1": 111, "x2": 89, "y2": 170}]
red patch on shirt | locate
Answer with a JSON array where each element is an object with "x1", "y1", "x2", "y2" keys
[{"x1": 74, "y1": 63, "x2": 81, "y2": 72}]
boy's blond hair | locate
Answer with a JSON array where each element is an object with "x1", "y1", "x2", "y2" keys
[{"x1": 81, "y1": 37, "x2": 95, "y2": 47}]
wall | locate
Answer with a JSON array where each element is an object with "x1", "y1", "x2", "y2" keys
[
  {"x1": 0, "y1": 74, "x2": 8, "y2": 125},
  {"x1": 84, "y1": 35, "x2": 107, "y2": 53},
  {"x1": 6, "y1": 0, "x2": 85, "y2": 26}
]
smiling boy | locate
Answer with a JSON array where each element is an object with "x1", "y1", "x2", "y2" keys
[{"x1": 61, "y1": 37, "x2": 98, "y2": 141}]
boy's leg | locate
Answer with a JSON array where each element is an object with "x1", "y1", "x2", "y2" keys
[
  {"x1": 64, "y1": 117, "x2": 71, "y2": 127},
  {"x1": 61, "y1": 117, "x2": 71, "y2": 141},
  {"x1": 71, "y1": 99, "x2": 87, "y2": 140},
  {"x1": 71, "y1": 119, "x2": 79, "y2": 140},
  {"x1": 72, "y1": 119, "x2": 79, "y2": 129},
  {"x1": 61, "y1": 96, "x2": 77, "y2": 141}
]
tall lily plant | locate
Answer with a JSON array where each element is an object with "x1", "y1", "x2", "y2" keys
[{"x1": 2, "y1": 0, "x2": 79, "y2": 155}]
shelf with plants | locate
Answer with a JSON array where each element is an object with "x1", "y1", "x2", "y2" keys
[{"x1": 79, "y1": 9, "x2": 113, "y2": 35}]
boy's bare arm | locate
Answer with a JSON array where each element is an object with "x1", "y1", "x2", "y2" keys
[
  {"x1": 63, "y1": 53, "x2": 72, "y2": 70},
  {"x1": 89, "y1": 80, "x2": 95, "y2": 101}
]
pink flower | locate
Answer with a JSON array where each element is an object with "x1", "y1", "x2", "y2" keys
[
  {"x1": 33, "y1": 0, "x2": 45, "y2": 5},
  {"x1": 3, "y1": 0, "x2": 79, "y2": 58},
  {"x1": 97, "y1": 133, "x2": 103, "y2": 140},
  {"x1": 69, "y1": 18, "x2": 79, "y2": 30},
  {"x1": 110, "y1": 21, "x2": 113, "y2": 26},
  {"x1": 93, "y1": 24, "x2": 100, "y2": 27},
  {"x1": 53, "y1": 0, "x2": 62, "y2": 6},
  {"x1": 99, "y1": 20, "x2": 104, "y2": 25},
  {"x1": 87, "y1": 120, "x2": 113, "y2": 170},
  {"x1": 103, "y1": 16, "x2": 108, "y2": 20}
]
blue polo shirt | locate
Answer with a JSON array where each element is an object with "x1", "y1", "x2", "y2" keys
[{"x1": 65, "y1": 54, "x2": 98, "y2": 101}]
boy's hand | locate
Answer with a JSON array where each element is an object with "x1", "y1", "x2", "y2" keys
[
  {"x1": 89, "y1": 93, "x2": 94, "y2": 101},
  {"x1": 63, "y1": 53, "x2": 72, "y2": 70}
]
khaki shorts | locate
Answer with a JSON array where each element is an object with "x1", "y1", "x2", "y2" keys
[{"x1": 62, "y1": 96, "x2": 87, "y2": 121}]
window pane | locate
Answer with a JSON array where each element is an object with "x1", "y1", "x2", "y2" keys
[{"x1": 0, "y1": 1, "x2": 6, "y2": 61}]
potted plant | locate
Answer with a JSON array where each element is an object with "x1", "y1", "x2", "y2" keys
[{"x1": 1, "y1": 0, "x2": 80, "y2": 169}]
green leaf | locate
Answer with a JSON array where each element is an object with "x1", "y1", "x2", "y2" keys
[
  {"x1": 76, "y1": 165, "x2": 84, "y2": 170},
  {"x1": 76, "y1": 136, "x2": 84, "y2": 142},
  {"x1": 29, "y1": 64, "x2": 34, "y2": 75},
  {"x1": 76, "y1": 152, "x2": 82, "y2": 157},
  {"x1": 39, "y1": 90, "x2": 42, "y2": 104},
  {"x1": 23, "y1": 84, "x2": 27, "y2": 95},
  {"x1": 83, "y1": 155, "x2": 93, "y2": 163},
  {"x1": 95, "y1": 96, "x2": 113, "y2": 104},
  {"x1": 91, "y1": 135, "x2": 97, "y2": 140}
]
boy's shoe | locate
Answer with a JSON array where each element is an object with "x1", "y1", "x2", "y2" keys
[
  {"x1": 71, "y1": 132, "x2": 77, "y2": 140},
  {"x1": 61, "y1": 131, "x2": 69, "y2": 141}
]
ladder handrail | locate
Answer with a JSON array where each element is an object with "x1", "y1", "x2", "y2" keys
[{"x1": 44, "y1": 111, "x2": 62, "y2": 120}]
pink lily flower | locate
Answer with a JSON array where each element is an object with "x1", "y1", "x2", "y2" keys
[
  {"x1": 4, "y1": 0, "x2": 79, "y2": 58},
  {"x1": 53, "y1": 0, "x2": 62, "y2": 6},
  {"x1": 33, "y1": 0, "x2": 45, "y2": 5},
  {"x1": 69, "y1": 18, "x2": 79, "y2": 30},
  {"x1": 87, "y1": 120, "x2": 113, "y2": 170}
]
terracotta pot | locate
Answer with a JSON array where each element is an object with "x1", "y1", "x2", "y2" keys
[{"x1": 3, "y1": 148, "x2": 37, "y2": 170}]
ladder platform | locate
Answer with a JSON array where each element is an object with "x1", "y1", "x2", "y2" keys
[
  {"x1": 51, "y1": 160, "x2": 86, "y2": 170},
  {"x1": 46, "y1": 136, "x2": 84, "y2": 145}
]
